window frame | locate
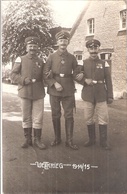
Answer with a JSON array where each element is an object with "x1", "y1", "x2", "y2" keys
[
  {"x1": 120, "y1": 9, "x2": 127, "y2": 30},
  {"x1": 74, "y1": 51, "x2": 83, "y2": 65},
  {"x1": 100, "y1": 52, "x2": 112, "y2": 73},
  {"x1": 87, "y1": 18, "x2": 95, "y2": 35}
]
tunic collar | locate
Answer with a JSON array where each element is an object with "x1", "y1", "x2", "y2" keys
[
  {"x1": 89, "y1": 56, "x2": 99, "y2": 62},
  {"x1": 57, "y1": 49, "x2": 68, "y2": 56},
  {"x1": 26, "y1": 53, "x2": 38, "y2": 59}
]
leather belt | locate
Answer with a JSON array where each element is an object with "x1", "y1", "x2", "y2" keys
[{"x1": 53, "y1": 73, "x2": 72, "y2": 78}]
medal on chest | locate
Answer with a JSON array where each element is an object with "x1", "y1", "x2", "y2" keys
[
  {"x1": 36, "y1": 62, "x2": 41, "y2": 68},
  {"x1": 96, "y1": 63, "x2": 103, "y2": 69},
  {"x1": 61, "y1": 58, "x2": 65, "y2": 64}
]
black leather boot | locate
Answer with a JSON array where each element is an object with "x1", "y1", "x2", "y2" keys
[
  {"x1": 51, "y1": 119, "x2": 61, "y2": 146},
  {"x1": 65, "y1": 118, "x2": 78, "y2": 150},
  {"x1": 99, "y1": 125, "x2": 111, "y2": 150},
  {"x1": 84, "y1": 124, "x2": 96, "y2": 147},
  {"x1": 34, "y1": 128, "x2": 46, "y2": 150},
  {"x1": 21, "y1": 128, "x2": 32, "y2": 148}
]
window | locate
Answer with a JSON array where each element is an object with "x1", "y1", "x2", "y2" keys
[
  {"x1": 120, "y1": 10, "x2": 127, "y2": 30},
  {"x1": 100, "y1": 53, "x2": 112, "y2": 72},
  {"x1": 100, "y1": 53, "x2": 112, "y2": 60},
  {"x1": 75, "y1": 55, "x2": 82, "y2": 60},
  {"x1": 87, "y1": 18, "x2": 95, "y2": 35},
  {"x1": 74, "y1": 51, "x2": 83, "y2": 65}
]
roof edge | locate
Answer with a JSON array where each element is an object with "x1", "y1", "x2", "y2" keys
[{"x1": 70, "y1": 1, "x2": 90, "y2": 39}]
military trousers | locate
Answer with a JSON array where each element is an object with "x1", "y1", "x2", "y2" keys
[
  {"x1": 84, "y1": 101, "x2": 109, "y2": 125},
  {"x1": 50, "y1": 95, "x2": 75, "y2": 119},
  {"x1": 20, "y1": 98, "x2": 44, "y2": 129}
]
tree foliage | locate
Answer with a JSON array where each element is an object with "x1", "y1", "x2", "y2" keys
[{"x1": 2, "y1": 0, "x2": 54, "y2": 64}]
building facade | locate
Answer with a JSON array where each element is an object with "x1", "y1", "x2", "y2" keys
[{"x1": 68, "y1": 0, "x2": 127, "y2": 98}]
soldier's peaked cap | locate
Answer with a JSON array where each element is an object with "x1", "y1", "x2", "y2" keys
[
  {"x1": 86, "y1": 39, "x2": 101, "y2": 48},
  {"x1": 55, "y1": 30, "x2": 70, "y2": 40},
  {"x1": 25, "y1": 36, "x2": 40, "y2": 45}
]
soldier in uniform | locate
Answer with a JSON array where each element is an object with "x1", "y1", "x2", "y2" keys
[
  {"x1": 44, "y1": 30, "x2": 83, "y2": 150},
  {"x1": 75, "y1": 39, "x2": 113, "y2": 150},
  {"x1": 11, "y1": 36, "x2": 46, "y2": 150}
]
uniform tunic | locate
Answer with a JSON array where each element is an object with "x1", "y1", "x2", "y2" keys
[
  {"x1": 44, "y1": 50, "x2": 78, "y2": 119},
  {"x1": 44, "y1": 50, "x2": 77, "y2": 97},
  {"x1": 11, "y1": 53, "x2": 45, "y2": 100},
  {"x1": 11, "y1": 53, "x2": 45, "y2": 128},
  {"x1": 81, "y1": 57, "x2": 113, "y2": 103},
  {"x1": 75, "y1": 56, "x2": 113, "y2": 125}
]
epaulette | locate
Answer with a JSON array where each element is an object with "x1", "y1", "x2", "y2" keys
[
  {"x1": 105, "y1": 61, "x2": 110, "y2": 67},
  {"x1": 15, "y1": 57, "x2": 21, "y2": 63}
]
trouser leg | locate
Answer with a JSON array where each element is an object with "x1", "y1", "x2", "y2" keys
[
  {"x1": 32, "y1": 99, "x2": 44, "y2": 129},
  {"x1": 50, "y1": 95, "x2": 62, "y2": 146},
  {"x1": 21, "y1": 98, "x2": 32, "y2": 129},
  {"x1": 61, "y1": 96, "x2": 78, "y2": 150},
  {"x1": 96, "y1": 101, "x2": 109, "y2": 125}
]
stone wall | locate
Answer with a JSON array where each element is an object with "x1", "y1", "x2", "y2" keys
[{"x1": 68, "y1": 0, "x2": 127, "y2": 98}]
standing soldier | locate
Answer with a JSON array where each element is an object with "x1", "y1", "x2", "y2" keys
[
  {"x1": 11, "y1": 36, "x2": 46, "y2": 150},
  {"x1": 44, "y1": 30, "x2": 83, "y2": 150},
  {"x1": 75, "y1": 39, "x2": 113, "y2": 150}
]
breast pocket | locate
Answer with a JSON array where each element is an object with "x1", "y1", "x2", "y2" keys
[
  {"x1": 95, "y1": 68, "x2": 105, "y2": 80},
  {"x1": 34, "y1": 65, "x2": 43, "y2": 78}
]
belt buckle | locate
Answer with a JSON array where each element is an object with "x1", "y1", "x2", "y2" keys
[
  {"x1": 32, "y1": 79, "x2": 36, "y2": 83},
  {"x1": 60, "y1": 74, "x2": 64, "y2": 77}
]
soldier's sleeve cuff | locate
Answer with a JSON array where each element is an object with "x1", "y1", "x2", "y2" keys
[
  {"x1": 19, "y1": 77, "x2": 27, "y2": 85},
  {"x1": 49, "y1": 79, "x2": 56, "y2": 87}
]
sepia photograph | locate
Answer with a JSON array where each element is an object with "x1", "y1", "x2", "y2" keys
[{"x1": 1, "y1": 0, "x2": 127, "y2": 193}]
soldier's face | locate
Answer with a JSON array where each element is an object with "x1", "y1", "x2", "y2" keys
[
  {"x1": 57, "y1": 39, "x2": 69, "y2": 52},
  {"x1": 88, "y1": 46, "x2": 99, "y2": 59},
  {"x1": 26, "y1": 44, "x2": 38, "y2": 55}
]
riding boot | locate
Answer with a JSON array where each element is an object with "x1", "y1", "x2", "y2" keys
[
  {"x1": 84, "y1": 124, "x2": 96, "y2": 147},
  {"x1": 28, "y1": 128, "x2": 32, "y2": 146},
  {"x1": 65, "y1": 118, "x2": 78, "y2": 150},
  {"x1": 99, "y1": 125, "x2": 111, "y2": 150},
  {"x1": 21, "y1": 128, "x2": 32, "y2": 148},
  {"x1": 34, "y1": 128, "x2": 46, "y2": 150},
  {"x1": 51, "y1": 118, "x2": 61, "y2": 146}
]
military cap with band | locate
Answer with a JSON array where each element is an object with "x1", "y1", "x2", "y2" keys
[
  {"x1": 55, "y1": 30, "x2": 70, "y2": 40},
  {"x1": 25, "y1": 36, "x2": 40, "y2": 45},
  {"x1": 86, "y1": 39, "x2": 101, "y2": 48}
]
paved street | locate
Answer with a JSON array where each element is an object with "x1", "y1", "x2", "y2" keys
[{"x1": 2, "y1": 83, "x2": 127, "y2": 194}]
